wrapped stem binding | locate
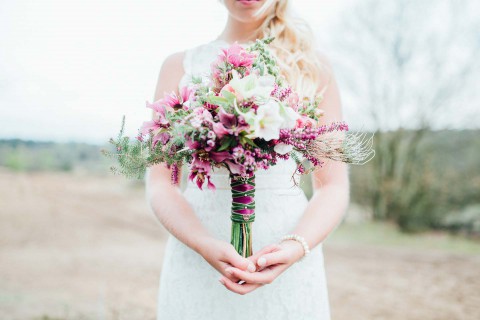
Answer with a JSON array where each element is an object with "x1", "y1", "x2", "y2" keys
[{"x1": 230, "y1": 173, "x2": 255, "y2": 257}]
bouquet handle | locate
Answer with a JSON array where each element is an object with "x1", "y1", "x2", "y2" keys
[{"x1": 230, "y1": 174, "x2": 256, "y2": 257}]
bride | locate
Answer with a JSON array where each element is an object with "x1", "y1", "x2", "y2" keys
[{"x1": 145, "y1": 0, "x2": 349, "y2": 319}]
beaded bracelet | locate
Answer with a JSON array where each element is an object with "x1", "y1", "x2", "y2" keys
[{"x1": 280, "y1": 234, "x2": 310, "y2": 261}]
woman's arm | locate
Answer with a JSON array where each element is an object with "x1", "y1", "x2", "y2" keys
[
  {"x1": 145, "y1": 52, "x2": 256, "y2": 278},
  {"x1": 288, "y1": 54, "x2": 350, "y2": 252},
  {"x1": 145, "y1": 52, "x2": 210, "y2": 253}
]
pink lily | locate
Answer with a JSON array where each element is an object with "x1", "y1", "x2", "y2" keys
[
  {"x1": 139, "y1": 119, "x2": 162, "y2": 135},
  {"x1": 209, "y1": 151, "x2": 232, "y2": 162},
  {"x1": 215, "y1": 107, "x2": 250, "y2": 136},
  {"x1": 146, "y1": 101, "x2": 169, "y2": 126},
  {"x1": 225, "y1": 160, "x2": 246, "y2": 176}
]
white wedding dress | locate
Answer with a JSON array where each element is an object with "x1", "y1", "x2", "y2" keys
[{"x1": 156, "y1": 40, "x2": 331, "y2": 320}]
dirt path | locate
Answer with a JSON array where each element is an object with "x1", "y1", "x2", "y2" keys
[{"x1": 1, "y1": 170, "x2": 479, "y2": 319}]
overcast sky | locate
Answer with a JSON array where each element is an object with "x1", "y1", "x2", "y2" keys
[{"x1": 0, "y1": 0, "x2": 355, "y2": 144}]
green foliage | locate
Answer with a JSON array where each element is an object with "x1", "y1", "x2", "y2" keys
[
  {"x1": 350, "y1": 129, "x2": 480, "y2": 234},
  {"x1": 217, "y1": 136, "x2": 237, "y2": 152},
  {"x1": 0, "y1": 139, "x2": 106, "y2": 173},
  {"x1": 249, "y1": 37, "x2": 282, "y2": 83},
  {"x1": 101, "y1": 116, "x2": 191, "y2": 179},
  {"x1": 4, "y1": 151, "x2": 28, "y2": 171}
]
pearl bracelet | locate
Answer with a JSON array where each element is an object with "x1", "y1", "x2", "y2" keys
[{"x1": 280, "y1": 234, "x2": 310, "y2": 261}]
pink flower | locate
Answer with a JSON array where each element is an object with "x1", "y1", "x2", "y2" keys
[
  {"x1": 215, "y1": 107, "x2": 250, "y2": 136},
  {"x1": 191, "y1": 107, "x2": 214, "y2": 128},
  {"x1": 140, "y1": 119, "x2": 161, "y2": 135},
  {"x1": 153, "y1": 132, "x2": 170, "y2": 146},
  {"x1": 221, "y1": 43, "x2": 256, "y2": 68},
  {"x1": 139, "y1": 120, "x2": 171, "y2": 147},
  {"x1": 146, "y1": 101, "x2": 169, "y2": 126},
  {"x1": 151, "y1": 87, "x2": 194, "y2": 113},
  {"x1": 212, "y1": 122, "x2": 229, "y2": 139},
  {"x1": 209, "y1": 151, "x2": 232, "y2": 162},
  {"x1": 180, "y1": 86, "x2": 194, "y2": 103},
  {"x1": 296, "y1": 116, "x2": 316, "y2": 128},
  {"x1": 185, "y1": 138, "x2": 200, "y2": 150},
  {"x1": 225, "y1": 160, "x2": 246, "y2": 176},
  {"x1": 189, "y1": 152, "x2": 215, "y2": 190}
]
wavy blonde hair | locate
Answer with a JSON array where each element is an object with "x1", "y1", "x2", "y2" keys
[{"x1": 252, "y1": 0, "x2": 332, "y2": 100}]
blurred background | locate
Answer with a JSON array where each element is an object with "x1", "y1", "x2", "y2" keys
[{"x1": 1, "y1": 0, "x2": 479, "y2": 319}]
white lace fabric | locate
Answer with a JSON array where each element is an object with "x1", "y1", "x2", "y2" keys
[{"x1": 156, "y1": 40, "x2": 331, "y2": 320}]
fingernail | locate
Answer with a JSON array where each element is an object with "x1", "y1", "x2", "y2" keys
[
  {"x1": 247, "y1": 262, "x2": 256, "y2": 272},
  {"x1": 218, "y1": 278, "x2": 225, "y2": 285},
  {"x1": 258, "y1": 257, "x2": 266, "y2": 267},
  {"x1": 225, "y1": 268, "x2": 233, "y2": 274}
]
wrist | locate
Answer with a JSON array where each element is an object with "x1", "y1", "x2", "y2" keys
[
  {"x1": 279, "y1": 239, "x2": 305, "y2": 263},
  {"x1": 279, "y1": 234, "x2": 311, "y2": 262},
  {"x1": 192, "y1": 233, "x2": 215, "y2": 256}
]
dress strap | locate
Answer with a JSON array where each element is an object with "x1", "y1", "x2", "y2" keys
[{"x1": 183, "y1": 47, "x2": 194, "y2": 76}]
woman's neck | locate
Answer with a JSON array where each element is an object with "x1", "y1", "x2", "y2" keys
[{"x1": 217, "y1": 16, "x2": 264, "y2": 44}]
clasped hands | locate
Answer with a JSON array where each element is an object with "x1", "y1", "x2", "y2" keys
[{"x1": 199, "y1": 237, "x2": 305, "y2": 295}]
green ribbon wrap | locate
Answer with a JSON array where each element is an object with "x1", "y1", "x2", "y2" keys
[{"x1": 230, "y1": 173, "x2": 256, "y2": 257}]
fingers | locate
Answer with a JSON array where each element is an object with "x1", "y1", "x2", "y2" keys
[
  {"x1": 248, "y1": 243, "x2": 282, "y2": 268},
  {"x1": 219, "y1": 275, "x2": 263, "y2": 295},
  {"x1": 224, "y1": 265, "x2": 278, "y2": 285},
  {"x1": 219, "y1": 261, "x2": 241, "y2": 283},
  {"x1": 223, "y1": 246, "x2": 256, "y2": 272},
  {"x1": 256, "y1": 250, "x2": 289, "y2": 268}
]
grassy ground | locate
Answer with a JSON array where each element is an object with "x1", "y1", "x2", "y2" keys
[
  {"x1": 329, "y1": 219, "x2": 480, "y2": 255},
  {"x1": 1, "y1": 169, "x2": 479, "y2": 319}
]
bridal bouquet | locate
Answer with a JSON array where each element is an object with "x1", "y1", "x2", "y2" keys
[{"x1": 103, "y1": 38, "x2": 373, "y2": 257}]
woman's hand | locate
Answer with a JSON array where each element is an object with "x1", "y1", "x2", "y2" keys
[
  {"x1": 197, "y1": 236, "x2": 257, "y2": 283},
  {"x1": 218, "y1": 240, "x2": 305, "y2": 295}
]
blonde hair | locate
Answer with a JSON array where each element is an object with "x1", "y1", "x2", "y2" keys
[{"x1": 253, "y1": 0, "x2": 331, "y2": 100}]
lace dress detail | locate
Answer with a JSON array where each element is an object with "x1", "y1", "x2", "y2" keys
[{"x1": 156, "y1": 40, "x2": 331, "y2": 320}]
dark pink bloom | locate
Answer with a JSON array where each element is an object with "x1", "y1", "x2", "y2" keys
[
  {"x1": 163, "y1": 92, "x2": 182, "y2": 109},
  {"x1": 206, "y1": 177, "x2": 216, "y2": 191},
  {"x1": 209, "y1": 151, "x2": 232, "y2": 162},
  {"x1": 225, "y1": 160, "x2": 246, "y2": 176},
  {"x1": 212, "y1": 122, "x2": 229, "y2": 139},
  {"x1": 153, "y1": 132, "x2": 170, "y2": 147},
  {"x1": 218, "y1": 108, "x2": 237, "y2": 128},
  {"x1": 216, "y1": 108, "x2": 249, "y2": 135},
  {"x1": 186, "y1": 139, "x2": 201, "y2": 150},
  {"x1": 189, "y1": 152, "x2": 214, "y2": 190}
]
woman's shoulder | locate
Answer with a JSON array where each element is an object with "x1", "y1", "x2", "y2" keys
[
  {"x1": 313, "y1": 50, "x2": 336, "y2": 95},
  {"x1": 156, "y1": 40, "x2": 224, "y2": 93},
  {"x1": 161, "y1": 39, "x2": 223, "y2": 70}
]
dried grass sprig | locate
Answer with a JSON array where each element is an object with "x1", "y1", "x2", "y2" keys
[{"x1": 306, "y1": 131, "x2": 375, "y2": 165}]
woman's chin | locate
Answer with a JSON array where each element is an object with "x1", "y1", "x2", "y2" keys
[{"x1": 224, "y1": 0, "x2": 271, "y2": 23}]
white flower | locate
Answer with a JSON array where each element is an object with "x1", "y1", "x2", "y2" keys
[
  {"x1": 279, "y1": 103, "x2": 300, "y2": 129},
  {"x1": 250, "y1": 100, "x2": 284, "y2": 141},
  {"x1": 256, "y1": 74, "x2": 276, "y2": 99},
  {"x1": 229, "y1": 70, "x2": 275, "y2": 102},
  {"x1": 274, "y1": 143, "x2": 293, "y2": 155}
]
